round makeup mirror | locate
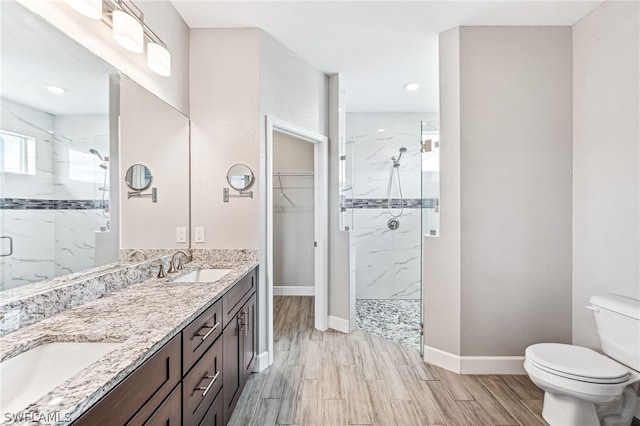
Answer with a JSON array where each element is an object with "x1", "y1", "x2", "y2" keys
[
  {"x1": 124, "y1": 164, "x2": 153, "y2": 190},
  {"x1": 227, "y1": 163, "x2": 254, "y2": 191}
]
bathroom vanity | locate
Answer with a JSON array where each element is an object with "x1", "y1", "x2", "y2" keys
[{"x1": 0, "y1": 254, "x2": 258, "y2": 426}]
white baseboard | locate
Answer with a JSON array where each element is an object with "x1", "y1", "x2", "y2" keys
[
  {"x1": 328, "y1": 315, "x2": 350, "y2": 334},
  {"x1": 254, "y1": 351, "x2": 270, "y2": 372},
  {"x1": 273, "y1": 286, "x2": 315, "y2": 296},
  {"x1": 424, "y1": 345, "x2": 526, "y2": 375}
]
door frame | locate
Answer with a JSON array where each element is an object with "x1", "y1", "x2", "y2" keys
[{"x1": 264, "y1": 116, "x2": 328, "y2": 365}]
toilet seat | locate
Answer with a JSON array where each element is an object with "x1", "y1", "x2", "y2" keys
[{"x1": 526, "y1": 343, "x2": 629, "y2": 384}]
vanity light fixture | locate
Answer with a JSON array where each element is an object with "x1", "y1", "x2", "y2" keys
[
  {"x1": 65, "y1": 0, "x2": 171, "y2": 77},
  {"x1": 64, "y1": 0, "x2": 102, "y2": 20},
  {"x1": 404, "y1": 81, "x2": 420, "y2": 92},
  {"x1": 112, "y1": 8, "x2": 143, "y2": 53},
  {"x1": 147, "y1": 42, "x2": 171, "y2": 77}
]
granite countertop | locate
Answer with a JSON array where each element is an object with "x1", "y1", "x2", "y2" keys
[{"x1": 0, "y1": 259, "x2": 258, "y2": 425}]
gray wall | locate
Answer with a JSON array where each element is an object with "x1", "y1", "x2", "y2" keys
[
  {"x1": 572, "y1": 1, "x2": 640, "y2": 349},
  {"x1": 427, "y1": 26, "x2": 573, "y2": 357},
  {"x1": 459, "y1": 27, "x2": 573, "y2": 356},
  {"x1": 273, "y1": 132, "x2": 315, "y2": 288},
  {"x1": 328, "y1": 75, "x2": 352, "y2": 324},
  {"x1": 424, "y1": 27, "x2": 462, "y2": 355},
  {"x1": 190, "y1": 29, "x2": 261, "y2": 250},
  {"x1": 190, "y1": 28, "x2": 330, "y2": 357}
]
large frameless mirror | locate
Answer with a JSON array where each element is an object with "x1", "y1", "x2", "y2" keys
[{"x1": 0, "y1": 1, "x2": 190, "y2": 293}]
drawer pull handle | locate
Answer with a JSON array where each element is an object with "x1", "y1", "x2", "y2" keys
[
  {"x1": 195, "y1": 322, "x2": 220, "y2": 341},
  {"x1": 238, "y1": 312, "x2": 247, "y2": 336},
  {"x1": 196, "y1": 370, "x2": 220, "y2": 397}
]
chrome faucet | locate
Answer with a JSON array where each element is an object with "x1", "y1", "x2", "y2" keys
[
  {"x1": 168, "y1": 250, "x2": 191, "y2": 273},
  {"x1": 128, "y1": 249, "x2": 147, "y2": 261}
]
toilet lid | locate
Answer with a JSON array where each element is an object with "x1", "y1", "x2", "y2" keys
[{"x1": 526, "y1": 343, "x2": 629, "y2": 383}]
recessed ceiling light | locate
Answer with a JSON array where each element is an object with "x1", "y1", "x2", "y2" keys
[
  {"x1": 404, "y1": 81, "x2": 420, "y2": 92},
  {"x1": 377, "y1": 129, "x2": 385, "y2": 132},
  {"x1": 46, "y1": 85, "x2": 67, "y2": 95},
  {"x1": 47, "y1": 130, "x2": 55, "y2": 135}
]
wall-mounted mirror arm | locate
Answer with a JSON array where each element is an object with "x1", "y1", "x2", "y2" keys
[
  {"x1": 223, "y1": 187, "x2": 253, "y2": 202},
  {"x1": 128, "y1": 187, "x2": 158, "y2": 202}
]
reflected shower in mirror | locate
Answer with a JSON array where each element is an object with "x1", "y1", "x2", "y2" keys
[{"x1": 0, "y1": 1, "x2": 117, "y2": 290}]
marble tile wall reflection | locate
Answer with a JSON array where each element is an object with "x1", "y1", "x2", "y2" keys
[{"x1": 0, "y1": 98, "x2": 111, "y2": 289}]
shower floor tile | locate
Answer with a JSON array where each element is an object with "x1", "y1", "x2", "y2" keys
[{"x1": 356, "y1": 299, "x2": 421, "y2": 350}]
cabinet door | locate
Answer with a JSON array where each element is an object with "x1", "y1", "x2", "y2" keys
[
  {"x1": 223, "y1": 309, "x2": 244, "y2": 425},
  {"x1": 199, "y1": 389, "x2": 224, "y2": 426},
  {"x1": 128, "y1": 383, "x2": 181, "y2": 426},
  {"x1": 243, "y1": 293, "x2": 257, "y2": 381}
]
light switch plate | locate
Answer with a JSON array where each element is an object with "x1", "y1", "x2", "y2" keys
[
  {"x1": 176, "y1": 227, "x2": 187, "y2": 243},
  {"x1": 194, "y1": 227, "x2": 205, "y2": 243}
]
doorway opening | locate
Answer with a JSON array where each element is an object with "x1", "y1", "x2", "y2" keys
[{"x1": 264, "y1": 117, "x2": 328, "y2": 366}]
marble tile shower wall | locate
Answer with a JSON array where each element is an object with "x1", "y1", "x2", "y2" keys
[
  {"x1": 1, "y1": 99, "x2": 109, "y2": 289},
  {"x1": 346, "y1": 112, "x2": 437, "y2": 300}
]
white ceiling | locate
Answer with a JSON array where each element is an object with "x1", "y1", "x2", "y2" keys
[
  {"x1": 171, "y1": 0, "x2": 603, "y2": 112},
  {"x1": 0, "y1": 1, "x2": 111, "y2": 116}
]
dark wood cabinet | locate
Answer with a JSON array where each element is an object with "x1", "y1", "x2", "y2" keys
[
  {"x1": 73, "y1": 266, "x2": 258, "y2": 426},
  {"x1": 73, "y1": 334, "x2": 181, "y2": 426},
  {"x1": 222, "y1": 287, "x2": 257, "y2": 424},
  {"x1": 129, "y1": 383, "x2": 182, "y2": 426},
  {"x1": 243, "y1": 293, "x2": 257, "y2": 379}
]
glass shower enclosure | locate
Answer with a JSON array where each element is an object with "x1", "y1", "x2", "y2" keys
[{"x1": 342, "y1": 112, "x2": 439, "y2": 353}]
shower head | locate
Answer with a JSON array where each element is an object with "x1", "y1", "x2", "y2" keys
[
  {"x1": 392, "y1": 147, "x2": 408, "y2": 165},
  {"x1": 89, "y1": 148, "x2": 104, "y2": 161}
]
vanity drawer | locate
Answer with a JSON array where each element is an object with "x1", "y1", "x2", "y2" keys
[
  {"x1": 183, "y1": 335, "x2": 223, "y2": 426},
  {"x1": 223, "y1": 268, "x2": 256, "y2": 327},
  {"x1": 199, "y1": 388, "x2": 224, "y2": 426},
  {"x1": 73, "y1": 334, "x2": 181, "y2": 426},
  {"x1": 127, "y1": 383, "x2": 181, "y2": 426},
  {"x1": 183, "y1": 299, "x2": 222, "y2": 375}
]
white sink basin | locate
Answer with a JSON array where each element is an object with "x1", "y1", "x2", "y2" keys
[
  {"x1": 0, "y1": 342, "x2": 122, "y2": 417},
  {"x1": 173, "y1": 269, "x2": 232, "y2": 283}
]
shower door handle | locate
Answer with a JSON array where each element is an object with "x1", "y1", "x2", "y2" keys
[{"x1": 0, "y1": 236, "x2": 13, "y2": 257}]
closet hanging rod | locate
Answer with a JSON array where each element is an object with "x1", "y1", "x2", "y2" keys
[{"x1": 272, "y1": 171, "x2": 314, "y2": 177}]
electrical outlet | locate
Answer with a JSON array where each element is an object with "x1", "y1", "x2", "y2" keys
[
  {"x1": 176, "y1": 227, "x2": 187, "y2": 243},
  {"x1": 194, "y1": 227, "x2": 205, "y2": 243}
]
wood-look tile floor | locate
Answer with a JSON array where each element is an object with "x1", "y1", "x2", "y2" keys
[{"x1": 228, "y1": 296, "x2": 548, "y2": 426}]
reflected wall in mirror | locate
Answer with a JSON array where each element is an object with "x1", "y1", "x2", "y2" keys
[
  {"x1": 227, "y1": 164, "x2": 255, "y2": 191},
  {"x1": 124, "y1": 164, "x2": 152, "y2": 190},
  {"x1": 0, "y1": 1, "x2": 117, "y2": 290},
  {"x1": 119, "y1": 77, "x2": 190, "y2": 250}
]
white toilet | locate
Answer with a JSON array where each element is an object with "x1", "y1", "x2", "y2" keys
[{"x1": 524, "y1": 293, "x2": 640, "y2": 426}]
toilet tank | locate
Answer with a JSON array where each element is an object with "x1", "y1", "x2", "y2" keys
[{"x1": 589, "y1": 293, "x2": 640, "y2": 371}]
